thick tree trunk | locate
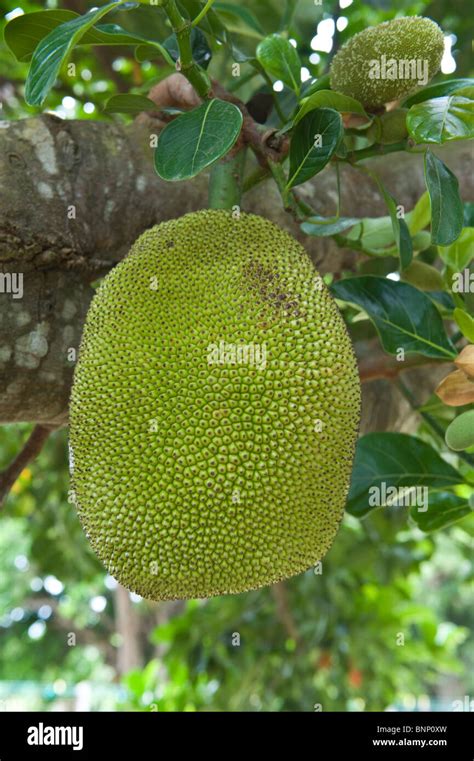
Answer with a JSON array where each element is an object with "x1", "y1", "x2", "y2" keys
[{"x1": 0, "y1": 114, "x2": 472, "y2": 425}]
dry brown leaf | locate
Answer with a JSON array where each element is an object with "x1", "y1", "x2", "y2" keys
[
  {"x1": 454, "y1": 345, "x2": 474, "y2": 379},
  {"x1": 435, "y1": 369, "x2": 474, "y2": 406}
]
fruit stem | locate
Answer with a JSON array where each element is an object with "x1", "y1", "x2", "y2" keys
[
  {"x1": 346, "y1": 140, "x2": 408, "y2": 163},
  {"x1": 208, "y1": 149, "x2": 247, "y2": 210},
  {"x1": 242, "y1": 164, "x2": 270, "y2": 193}
]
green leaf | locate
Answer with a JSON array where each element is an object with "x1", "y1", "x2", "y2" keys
[
  {"x1": 438, "y1": 227, "x2": 474, "y2": 270},
  {"x1": 331, "y1": 275, "x2": 456, "y2": 359},
  {"x1": 294, "y1": 90, "x2": 368, "y2": 126},
  {"x1": 256, "y1": 34, "x2": 301, "y2": 94},
  {"x1": 300, "y1": 73, "x2": 330, "y2": 97},
  {"x1": 410, "y1": 492, "x2": 472, "y2": 532},
  {"x1": 403, "y1": 78, "x2": 474, "y2": 107},
  {"x1": 346, "y1": 216, "x2": 395, "y2": 254},
  {"x1": 104, "y1": 94, "x2": 158, "y2": 115},
  {"x1": 425, "y1": 150, "x2": 464, "y2": 246},
  {"x1": 154, "y1": 99, "x2": 243, "y2": 181},
  {"x1": 4, "y1": 10, "x2": 77, "y2": 62},
  {"x1": 454, "y1": 308, "x2": 474, "y2": 342},
  {"x1": 214, "y1": 3, "x2": 264, "y2": 37},
  {"x1": 164, "y1": 28, "x2": 212, "y2": 69},
  {"x1": 407, "y1": 95, "x2": 474, "y2": 144},
  {"x1": 346, "y1": 433, "x2": 463, "y2": 517},
  {"x1": 5, "y1": 9, "x2": 174, "y2": 66},
  {"x1": 92, "y1": 25, "x2": 174, "y2": 64},
  {"x1": 25, "y1": 2, "x2": 129, "y2": 106},
  {"x1": 377, "y1": 184, "x2": 413, "y2": 269},
  {"x1": 287, "y1": 108, "x2": 343, "y2": 189},
  {"x1": 405, "y1": 191, "x2": 431, "y2": 234},
  {"x1": 301, "y1": 216, "x2": 360, "y2": 237}
]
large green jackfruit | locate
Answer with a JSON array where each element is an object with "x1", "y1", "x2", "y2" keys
[
  {"x1": 330, "y1": 17, "x2": 444, "y2": 109},
  {"x1": 69, "y1": 211, "x2": 361, "y2": 600}
]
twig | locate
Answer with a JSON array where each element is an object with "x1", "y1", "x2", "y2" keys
[
  {"x1": 0, "y1": 425, "x2": 54, "y2": 508},
  {"x1": 347, "y1": 140, "x2": 408, "y2": 164}
]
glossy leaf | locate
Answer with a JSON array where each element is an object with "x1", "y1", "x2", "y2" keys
[
  {"x1": 403, "y1": 78, "x2": 474, "y2": 107},
  {"x1": 347, "y1": 433, "x2": 462, "y2": 517},
  {"x1": 287, "y1": 108, "x2": 342, "y2": 189},
  {"x1": 294, "y1": 90, "x2": 368, "y2": 125},
  {"x1": 4, "y1": 10, "x2": 77, "y2": 61},
  {"x1": 25, "y1": 2, "x2": 129, "y2": 106},
  {"x1": 154, "y1": 99, "x2": 243, "y2": 181},
  {"x1": 256, "y1": 34, "x2": 301, "y2": 93},
  {"x1": 300, "y1": 73, "x2": 330, "y2": 98},
  {"x1": 301, "y1": 216, "x2": 360, "y2": 237},
  {"x1": 407, "y1": 95, "x2": 474, "y2": 143},
  {"x1": 6, "y1": 9, "x2": 174, "y2": 66},
  {"x1": 425, "y1": 150, "x2": 464, "y2": 246},
  {"x1": 331, "y1": 275, "x2": 456, "y2": 359}
]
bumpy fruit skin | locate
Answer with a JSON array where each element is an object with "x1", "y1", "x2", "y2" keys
[
  {"x1": 401, "y1": 260, "x2": 445, "y2": 291},
  {"x1": 69, "y1": 211, "x2": 361, "y2": 600},
  {"x1": 330, "y1": 17, "x2": 444, "y2": 109},
  {"x1": 379, "y1": 109, "x2": 409, "y2": 144}
]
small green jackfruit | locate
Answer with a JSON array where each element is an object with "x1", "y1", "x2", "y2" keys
[
  {"x1": 401, "y1": 260, "x2": 445, "y2": 290},
  {"x1": 445, "y1": 410, "x2": 474, "y2": 451},
  {"x1": 411, "y1": 231, "x2": 432, "y2": 252},
  {"x1": 330, "y1": 17, "x2": 444, "y2": 109},
  {"x1": 69, "y1": 211, "x2": 361, "y2": 600},
  {"x1": 379, "y1": 109, "x2": 409, "y2": 144}
]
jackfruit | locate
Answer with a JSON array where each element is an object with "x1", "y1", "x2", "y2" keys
[
  {"x1": 379, "y1": 109, "x2": 409, "y2": 144},
  {"x1": 69, "y1": 211, "x2": 361, "y2": 600},
  {"x1": 445, "y1": 410, "x2": 474, "y2": 452},
  {"x1": 330, "y1": 17, "x2": 444, "y2": 109},
  {"x1": 401, "y1": 260, "x2": 445, "y2": 290}
]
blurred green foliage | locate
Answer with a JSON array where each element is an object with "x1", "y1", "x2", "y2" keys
[
  {"x1": 1, "y1": 0, "x2": 473, "y2": 712},
  {"x1": 1, "y1": 425, "x2": 473, "y2": 710}
]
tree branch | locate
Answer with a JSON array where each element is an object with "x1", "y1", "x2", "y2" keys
[
  {"x1": 0, "y1": 425, "x2": 55, "y2": 507},
  {"x1": 0, "y1": 113, "x2": 472, "y2": 426}
]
